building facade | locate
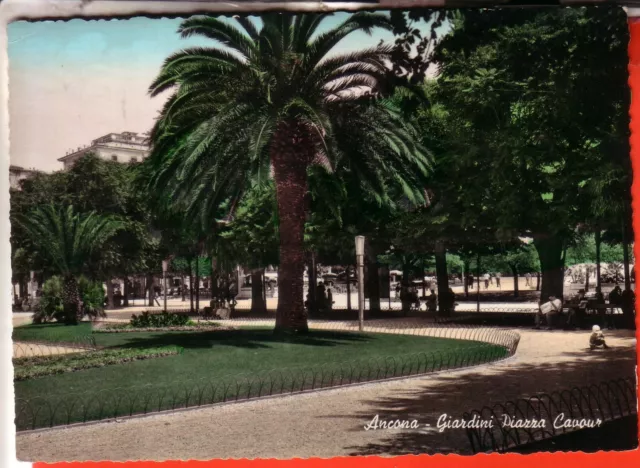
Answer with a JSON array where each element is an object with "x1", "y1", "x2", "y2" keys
[
  {"x1": 9, "y1": 165, "x2": 40, "y2": 190},
  {"x1": 58, "y1": 131, "x2": 149, "y2": 170}
]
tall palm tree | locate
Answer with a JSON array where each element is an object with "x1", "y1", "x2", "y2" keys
[
  {"x1": 147, "y1": 12, "x2": 431, "y2": 333},
  {"x1": 18, "y1": 205, "x2": 122, "y2": 324}
]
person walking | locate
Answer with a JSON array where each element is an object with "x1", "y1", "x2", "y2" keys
[
  {"x1": 525, "y1": 272, "x2": 531, "y2": 287},
  {"x1": 496, "y1": 272, "x2": 501, "y2": 289},
  {"x1": 483, "y1": 273, "x2": 490, "y2": 290}
]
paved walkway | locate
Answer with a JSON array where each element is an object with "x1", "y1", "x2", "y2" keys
[{"x1": 16, "y1": 327, "x2": 636, "y2": 461}]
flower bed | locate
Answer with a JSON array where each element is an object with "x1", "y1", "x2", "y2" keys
[{"x1": 14, "y1": 346, "x2": 183, "y2": 380}]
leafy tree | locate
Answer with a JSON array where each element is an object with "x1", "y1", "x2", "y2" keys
[
  {"x1": 430, "y1": 7, "x2": 630, "y2": 301},
  {"x1": 146, "y1": 13, "x2": 431, "y2": 332},
  {"x1": 17, "y1": 205, "x2": 122, "y2": 324}
]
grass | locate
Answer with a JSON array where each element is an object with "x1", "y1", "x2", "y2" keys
[
  {"x1": 14, "y1": 346, "x2": 183, "y2": 381},
  {"x1": 13, "y1": 323, "x2": 94, "y2": 344},
  {"x1": 13, "y1": 324, "x2": 508, "y2": 430}
]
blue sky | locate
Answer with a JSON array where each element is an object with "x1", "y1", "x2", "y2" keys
[{"x1": 8, "y1": 13, "x2": 448, "y2": 172}]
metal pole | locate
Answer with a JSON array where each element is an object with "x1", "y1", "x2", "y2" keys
[{"x1": 358, "y1": 255, "x2": 365, "y2": 331}]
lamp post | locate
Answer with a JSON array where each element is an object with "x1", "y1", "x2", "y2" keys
[
  {"x1": 162, "y1": 260, "x2": 169, "y2": 312},
  {"x1": 355, "y1": 236, "x2": 365, "y2": 332}
]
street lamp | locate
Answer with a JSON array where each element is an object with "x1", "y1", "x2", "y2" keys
[
  {"x1": 162, "y1": 260, "x2": 169, "y2": 312},
  {"x1": 355, "y1": 236, "x2": 365, "y2": 332}
]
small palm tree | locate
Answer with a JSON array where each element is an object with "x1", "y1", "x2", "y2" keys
[
  {"x1": 147, "y1": 13, "x2": 431, "y2": 333},
  {"x1": 18, "y1": 205, "x2": 122, "y2": 324}
]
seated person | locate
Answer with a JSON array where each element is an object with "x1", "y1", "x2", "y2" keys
[
  {"x1": 535, "y1": 295, "x2": 562, "y2": 329},
  {"x1": 589, "y1": 325, "x2": 609, "y2": 350}
]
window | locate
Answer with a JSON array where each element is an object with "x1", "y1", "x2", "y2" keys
[
  {"x1": 111, "y1": 155, "x2": 118, "y2": 162},
  {"x1": 130, "y1": 157, "x2": 138, "y2": 163}
]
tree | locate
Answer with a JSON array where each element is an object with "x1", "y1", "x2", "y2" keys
[
  {"x1": 431, "y1": 7, "x2": 630, "y2": 301},
  {"x1": 17, "y1": 205, "x2": 122, "y2": 324},
  {"x1": 217, "y1": 182, "x2": 279, "y2": 314},
  {"x1": 146, "y1": 13, "x2": 431, "y2": 333}
]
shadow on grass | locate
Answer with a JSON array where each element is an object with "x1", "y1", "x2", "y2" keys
[{"x1": 102, "y1": 329, "x2": 374, "y2": 350}]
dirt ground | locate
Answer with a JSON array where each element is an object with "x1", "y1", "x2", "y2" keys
[
  {"x1": 16, "y1": 327, "x2": 636, "y2": 462},
  {"x1": 12, "y1": 342, "x2": 85, "y2": 358}
]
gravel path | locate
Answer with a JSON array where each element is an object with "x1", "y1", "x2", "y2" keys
[
  {"x1": 13, "y1": 342, "x2": 86, "y2": 358},
  {"x1": 16, "y1": 327, "x2": 636, "y2": 461}
]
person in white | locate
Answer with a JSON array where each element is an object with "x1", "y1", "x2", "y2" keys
[{"x1": 535, "y1": 295, "x2": 562, "y2": 329}]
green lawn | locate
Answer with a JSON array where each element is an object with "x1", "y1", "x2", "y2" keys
[
  {"x1": 13, "y1": 322, "x2": 94, "y2": 344},
  {"x1": 14, "y1": 324, "x2": 508, "y2": 430}
]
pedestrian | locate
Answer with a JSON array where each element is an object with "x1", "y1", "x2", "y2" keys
[
  {"x1": 525, "y1": 273, "x2": 531, "y2": 287},
  {"x1": 327, "y1": 287, "x2": 334, "y2": 311},
  {"x1": 496, "y1": 272, "x2": 501, "y2": 289},
  {"x1": 426, "y1": 290, "x2": 437, "y2": 313},
  {"x1": 489, "y1": 273, "x2": 494, "y2": 285},
  {"x1": 621, "y1": 288, "x2": 636, "y2": 328},
  {"x1": 483, "y1": 273, "x2": 490, "y2": 290}
]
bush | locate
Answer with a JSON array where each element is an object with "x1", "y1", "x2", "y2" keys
[
  {"x1": 32, "y1": 276, "x2": 106, "y2": 323},
  {"x1": 32, "y1": 277, "x2": 65, "y2": 324},
  {"x1": 130, "y1": 311, "x2": 190, "y2": 328},
  {"x1": 78, "y1": 276, "x2": 106, "y2": 320}
]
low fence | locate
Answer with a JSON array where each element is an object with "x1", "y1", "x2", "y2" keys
[
  {"x1": 463, "y1": 377, "x2": 637, "y2": 453},
  {"x1": 13, "y1": 336, "x2": 97, "y2": 359},
  {"x1": 15, "y1": 322, "x2": 520, "y2": 431}
]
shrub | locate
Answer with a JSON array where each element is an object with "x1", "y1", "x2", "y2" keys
[
  {"x1": 130, "y1": 311, "x2": 190, "y2": 328},
  {"x1": 78, "y1": 276, "x2": 106, "y2": 319},
  {"x1": 32, "y1": 277, "x2": 65, "y2": 324}
]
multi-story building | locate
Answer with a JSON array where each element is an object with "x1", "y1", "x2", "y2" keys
[
  {"x1": 9, "y1": 165, "x2": 40, "y2": 190},
  {"x1": 58, "y1": 131, "x2": 149, "y2": 170}
]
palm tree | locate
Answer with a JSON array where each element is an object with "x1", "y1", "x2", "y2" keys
[
  {"x1": 18, "y1": 205, "x2": 122, "y2": 324},
  {"x1": 146, "y1": 13, "x2": 431, "y2": 333}
]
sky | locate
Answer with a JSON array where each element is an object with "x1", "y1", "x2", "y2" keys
[{"x1": 8, "y1": 13, "x2": 447, "y2": 172}]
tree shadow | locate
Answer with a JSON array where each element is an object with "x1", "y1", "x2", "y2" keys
[
  {"x1": 101, "y1": 329, "x2": 374, "y2": 350},
  {"x1": 322, "y1": 331, "x2": 638, "y2": 456}
]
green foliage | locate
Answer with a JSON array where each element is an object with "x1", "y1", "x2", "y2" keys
[
  {"x1": 218, "y1": 183, "x2": 279, "y2": 269},
  {"x1": 17, "y1": 205, "x2": 123, "y2": 278},
  {"x1": 14, "y1": 346, "x2": 183, "y2": 381},
  {"x1": 482, "y1": 243, "x2": 541, "y2": 274},
  {"x1": 33, "y1": 277, "x2": 65, "y2": 324},
  {"x1": 130, "y1": 311, "x2": 190, "y2": 328},
  {"x1": 565, "y1": 234, "x2": 629, "y2": 267},
  {"x1": 77, "y1": 277, "x2": 106, "y2": 319}
]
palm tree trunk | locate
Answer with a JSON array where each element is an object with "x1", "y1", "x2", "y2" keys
[
  {"x1": 62, "y1": 275, "x2": 80, "y2": 325},
  {"x1": 271, "y1": 120, "x2": 311, "y2": 333}
]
